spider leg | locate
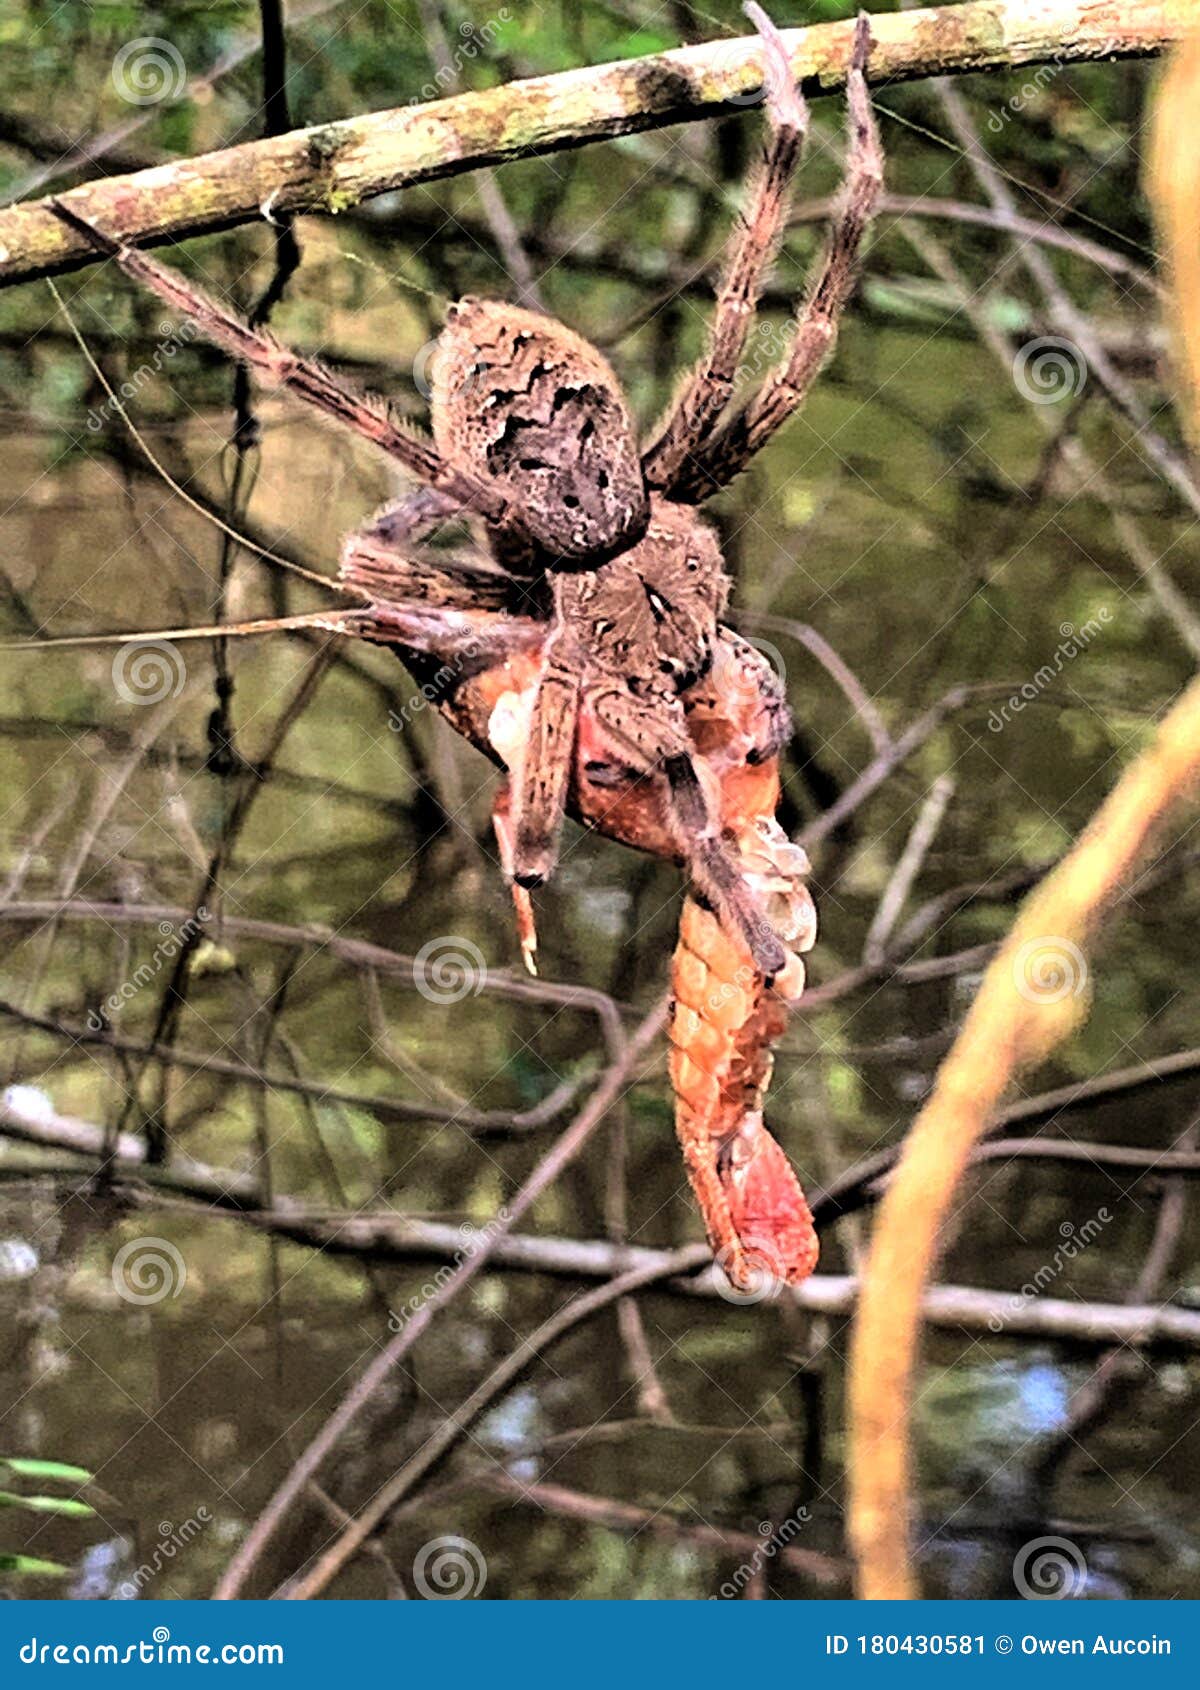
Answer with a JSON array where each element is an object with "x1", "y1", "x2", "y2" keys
[
  {"x1": 510, "y1": 649, "x2": 581, "y2": 888},
  {"x1": 671, "y1": 12, "x2": 883, "y2": 502},
  {"x1": 492, "y1": 782, "x2": 540, "y2": 974},
  {"x1": 589, "y1": 682, "x2": 787, "y2": 978},
  {"x1": 664, "y1": 754, "x2": 786, "y2": 979},
  {"x1": 364, "y1": 487, "x2": 467, "y2": 548},
  {"x1": 641, "y1": 2, "x2": 809, "y2": 493},
  {"x1": 341, "y1": 514, "x2": 513, "y2": 613},
  {"x1": 50, "y1": 203, "x2": 523, "y2": 534}
]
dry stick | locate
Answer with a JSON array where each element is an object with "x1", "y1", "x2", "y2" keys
[
  {"x1": 5, "y1": 1156, "x2": 1200, "y2": 1350},
  {"x1": 847, "y1": 673, "x2": 1200, "y2": 1598},
  {"x1": 476, "y1": 1475, "x2": 844, "y2": 1587},
  {"x1": 0, "y1": 899, "x2": 626, "y2": 1040},
  {"x1": 12, "y1": 1083, "x2": 1200, "y2": 1258},
  {"x1": 1025, "y1": 1115, "x2": 1199, "y2": 1500},
  {"x1": 0, "y1": 1, "x2": 1187, "y2": 290},
  {"x1": 0, "y1": 996, "x2": 587, "y2": 1136},
  {"x1": 5, "y1": 0, "x2": 347, "y2": 202},
  {"x1": 937, "y1": 79, "x2": 1200, "y2": 526},
  {"x1": 211, "y1": 996, "x2": 667, "y2": 1600},
  {"x1": 862, "y1": 772, "x2": 956, "y2": 966},
  {"x1": 284, "y1": 1243, "x2": 701, "y2": 1598},
  {"x1": 903, "y1": 170, "x2": 1200, "y2": 668},
  {"x1": 414, "y1": 0, "x2": 544, "y2": 310},
  {"x1": 737, "y1": 612, "x2": 892, "y2": 755}
]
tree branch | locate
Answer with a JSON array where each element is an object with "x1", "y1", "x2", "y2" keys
[{"x1": 0, "y1": 0, "x2": 1186, "y2": 290}]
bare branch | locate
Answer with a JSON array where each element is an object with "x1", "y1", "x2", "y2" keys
[{"x1": 0, "y1": 1, "x2": 1185, "y2": 290}]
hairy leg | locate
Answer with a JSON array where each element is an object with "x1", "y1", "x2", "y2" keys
[
  {"x1": 492, "y1": 783, "x2": 540, "y2": 974},
  {"x1": 51, "y1": 203, "x2": 525, "y2": 535},
  {"x1": 510, "y1": 649, "x2": 581, "y2": 887},
  {"x1": 641, "y1": 2, "x2": 809, "y2": 493},
  {"x1": 672, "y1": 12, "x2": 883, "y2": 501},
  {"x1": 586, "y1": 679, "x2": 787, "y2": 977},
  {"x1": 340, "y1": 514, "x2": 514, "y2": 613},
  {"x1": 664, "y1": 755, "x2": 786, "y2": 978}
]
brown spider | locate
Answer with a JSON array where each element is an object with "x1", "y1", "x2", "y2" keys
[
  {"x1": 52, "y1": 4, "x2": 879, "y2": 969},
  {"x1": 49, "y1": 4, "x2": 883, "y2": 1284}
]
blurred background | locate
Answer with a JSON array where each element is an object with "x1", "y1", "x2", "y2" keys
[{"x1": 0, "y1": 0, "x2": 1198, "y2": 1599}]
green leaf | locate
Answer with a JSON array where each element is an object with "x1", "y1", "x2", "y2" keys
[
  {"x1": 0, "y1": 1553, "x2": 70, "y2": 1576},
  {"x1": 1, "y1": 1458, "x2": 93, "y2": 1483},
  {"x1": 0, "y1": 1490, "x2": 96, "y2": 1518}
]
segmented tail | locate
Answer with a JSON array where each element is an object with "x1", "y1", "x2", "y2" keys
[{"x1": 669, "y1": 815, "x2": 818, "y2": 1290}]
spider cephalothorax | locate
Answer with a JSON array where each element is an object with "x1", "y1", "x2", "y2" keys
[{"x1": 49, "y1": 5, "x2": 883, "y2": 1285}]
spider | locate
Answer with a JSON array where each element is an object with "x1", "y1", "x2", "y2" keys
[{"x1": 51, "y1": 4, "x2": 881, "y2": 985}]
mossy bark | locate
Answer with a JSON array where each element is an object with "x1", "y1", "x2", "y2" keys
[{"x1": 0, "y1": 0, "x2": 1189, "y2": 289}]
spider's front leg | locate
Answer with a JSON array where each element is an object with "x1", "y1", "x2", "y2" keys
[
  {"x1": 669, "y1": 11, "x2": 883, "y2": 502},
  {"x1": 642, "y1": 1, "x2": 809, "y2": 494},
  {"x1": 50, "y1": 203, "x2": 526, "y2": 537}
]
